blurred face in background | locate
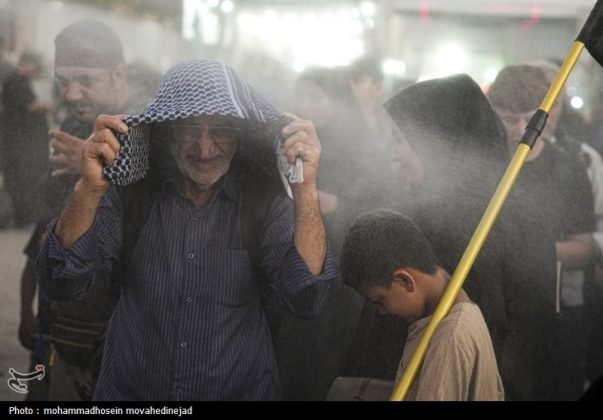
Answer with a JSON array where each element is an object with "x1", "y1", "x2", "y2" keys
[
  {"x1": 295, "y1": 79, "x2": 334, "y2": 130},
  {"x1": 349, "y1": 75, "x2": 383, "y2": 112},
  {"x1": 55, "y1": 64, "x2": 127, "y2": 125},
  {"x1": 496, "y1": 108, "x2": 534, "y2": 152},
  {"x1": 495, "y1": 106, "x2": 554, "y2": 161}
]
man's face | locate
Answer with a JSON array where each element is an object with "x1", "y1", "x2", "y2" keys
[
  {"x1": 168, "y1": 116, "x2": 240, "y2": 190},
  {"x1": 55, "y1": 66, "x2": 125, "y2": 124},
  {"x1": 349, "y1": 75, "x2": 383, "y2": 110},
  {"x1": 360, "y1": 280, "x2": 421, "y2": 323},
  {"x1": 495, "y1": 108, "x2": 535, "y2": 152}
]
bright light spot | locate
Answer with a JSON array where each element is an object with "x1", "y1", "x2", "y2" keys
[
  {"x1": 183, "y1": 0, "x2": 207, "y2": 41},
  {"x1": 301, "y1": 12, "x2": 317, "y2": 28},
  {"x1": 292, "y1": 60, "x2": 306, "y2": 73},
  {"x1": 207, "y1": 0, "x2": 220, "y2": 7},
  {"x1": 350, "y1": 8, "x2": 361, "y2": 19},
  {"x1": 237, "y1": 12, "x2": 251, "y2": 25},
  {"x1": 201, "y1": 12, "x2": 220, "y2": 45},
  {"x1": 431, "y1": 42, "x2": 467, "y2": 76},
  {"x1": 350, "y1": 20, "x2": 364, "y2": 35},
  {"x1": 365, "y1": 18, "x2": 375, "y2": 29},
  {"x1": 571, "y1": 96, "x2": 584, "y2": 109},
  {"x1": 235, "y1": 8, "x2": 365, "y2": 69},
  {"x1": 263, "y1": 10, "x2": 278, "y2": 21},
  {"x1": 221, "y1": 0, "x2": 234, "y2": 13},
  {"x1": 320, "y1": 12, "x2": 335, "y2": 25},
  {"x1": 360, "y1": 1, "x2": 376, "y2": 17},
  {"x1": 418, "y1": 74, "x2": 437, "y2": 82},
  {"x1": 383, "y1": 59, "x2": 407, "y2": 76},
  {"x1": 349, "y1": 39, "x2": 365, "y2": 59},
  {"x1": 484, "y1": 67, "x2": 498, "y2": 84}
]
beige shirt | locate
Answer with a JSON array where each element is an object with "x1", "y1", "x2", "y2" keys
[{"x1": 396, "y1": 302, "x2": 504, "y2": 401}]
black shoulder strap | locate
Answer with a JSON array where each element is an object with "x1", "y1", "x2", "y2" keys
[
  {"x1": 117, "y1": 177, "x2": 159, "y2": 292},
  {"x1": 238, "y1": 165, "x2": 284, "y2": 334},
  {"x1": 240, "y1": 171, "x2": 282, "y2": 279}
]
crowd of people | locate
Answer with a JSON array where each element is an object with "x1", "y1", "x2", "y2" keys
[{"x1": 1, "y1": 18, "x2": 603, "y2": 401}]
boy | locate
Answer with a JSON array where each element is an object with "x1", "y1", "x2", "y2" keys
[{"x1": 340, "y1": 209, "x2": 504, "y2": 401}]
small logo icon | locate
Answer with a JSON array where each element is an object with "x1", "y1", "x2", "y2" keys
[{"x1": 7, "y1": 365, "x2": 45, "y2": 394}]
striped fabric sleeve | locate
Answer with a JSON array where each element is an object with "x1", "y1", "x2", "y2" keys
[
  {"x1": 261, "y1": 194, "x2": 337, "y2": 319},
  {"x1": 36, "y1": 188, "x2": 123, "y2": 301}
]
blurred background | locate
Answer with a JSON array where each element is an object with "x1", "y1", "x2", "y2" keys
[{"x1": 0, "y1": 0, "x2": 600, "y2": 114}]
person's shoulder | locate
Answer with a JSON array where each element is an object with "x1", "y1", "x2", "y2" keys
[
  {"x1": 445, "y1": 300, "x2": 481, "y2": 320},
  {"x1": 435, "y1": 302, "x2": 489, "y2": 342},
  {"x1": 548, "y1": 142, "x2": 591, "y2": 182},
  {"x1": 549, "y1": 140, "x2": 584, "y2": 167}
]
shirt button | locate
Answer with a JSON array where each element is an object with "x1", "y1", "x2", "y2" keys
[
  {"x1": 180, "y1": 342, "x2": 187, "y2": 348},
  {"x1": 187, "y1": 253, "x2": 194, "y2": 259},
  {"x1": 186, "y1": 296, "x2": 192, "y2": 303}
]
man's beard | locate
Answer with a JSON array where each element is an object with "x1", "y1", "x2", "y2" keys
[{"x1": 66, "y1": 100, "x2": 98, "y2": 125}]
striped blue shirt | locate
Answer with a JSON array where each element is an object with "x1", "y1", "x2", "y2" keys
[{"x1": 37, "y1": 173, "x2": 335, "y2": 400}]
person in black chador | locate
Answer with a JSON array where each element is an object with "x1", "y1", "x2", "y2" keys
[
  {"x1": 343, "y1": 74, "x2": 559, "y2": 401},
  {"x1": 1, "y1": 52, "x2": 50, "y2": 227}
]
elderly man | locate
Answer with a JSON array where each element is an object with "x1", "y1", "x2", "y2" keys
[{"x1": 37, "y1": 59, "x2": 335, "y2": 400}]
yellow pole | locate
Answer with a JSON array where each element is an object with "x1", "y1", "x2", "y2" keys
[
  {"x1": 542, "y1": 43, "x2": 585, "y2": 112},
  {"x1": 390, "y1": 40, "x2": 586, "y2": 401}
]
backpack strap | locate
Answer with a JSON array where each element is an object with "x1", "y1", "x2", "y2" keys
[
  {"x1": 238, "y1": 163, "x2": 284, "y2": 336},
  {"x1": 117, "y1": 176, "x2": 159, "y2": 294}
]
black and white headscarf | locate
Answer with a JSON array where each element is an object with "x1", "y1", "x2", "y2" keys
[{"x1": 103, "y1": 59, "x2": 301, "y2": 190}]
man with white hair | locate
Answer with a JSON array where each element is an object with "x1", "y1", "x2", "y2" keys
[{"x1": 37, "y1": 59, "x2": 336, "y2": 400}]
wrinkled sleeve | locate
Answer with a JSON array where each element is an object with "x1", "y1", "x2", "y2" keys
[
  {"x1": 36, "y1": 187, "x2": 123, "y2": 301},
  {"x1": 261, "y1": 193, "x2": 337, "y2": 319}
]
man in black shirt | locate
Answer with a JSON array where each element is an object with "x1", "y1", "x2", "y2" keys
[
  {"x1": 489, "y1": 64, "x2": 596, "y2": 400},
  {"x1": 18, "y1": 20, "x2": 153, "y2": 401}
]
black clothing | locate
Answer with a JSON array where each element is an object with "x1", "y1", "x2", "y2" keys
[{"x1": 1, "y1": 71, "x2": 49, "y2": 225}]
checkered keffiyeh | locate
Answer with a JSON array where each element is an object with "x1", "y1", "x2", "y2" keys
[{"x1": 103, "y1": 59, "x2": 286, "y2": 186}]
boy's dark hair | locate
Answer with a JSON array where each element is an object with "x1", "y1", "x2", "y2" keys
[{"x1": 341, "y1": 209, "x2": 439, "y2": 290}]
